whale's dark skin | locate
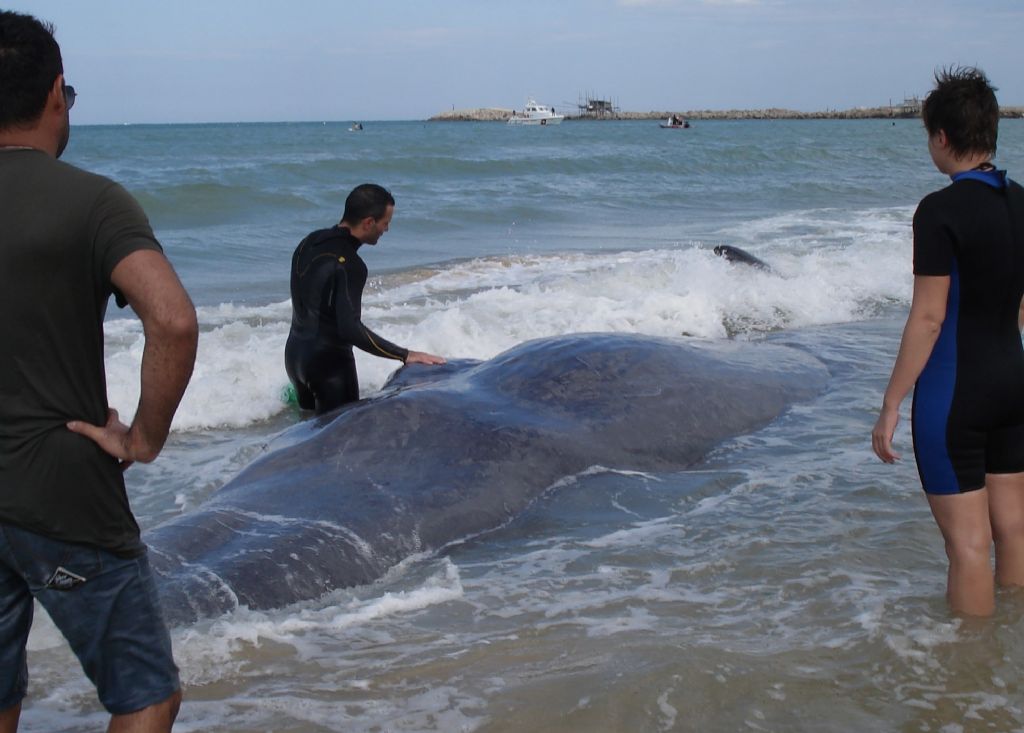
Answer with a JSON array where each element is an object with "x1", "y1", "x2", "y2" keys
[
  {"x1": 145, "y1": 333, "x2": 828, "y2": 625},
  {"x1": 714, "y1": 244, "x2": 773, "y2": 272}
]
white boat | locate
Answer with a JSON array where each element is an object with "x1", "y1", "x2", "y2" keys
[{"x1": 507, "y1": 99, "x2": 564, "y2": 126}]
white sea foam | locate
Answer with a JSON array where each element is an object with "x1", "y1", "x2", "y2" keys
[
  {"x1": 102, "y1": 206, "x2": 912, "y2": 431},
  {"x1": 172, "y1": 558, "x2": 464, "y2": 685}
]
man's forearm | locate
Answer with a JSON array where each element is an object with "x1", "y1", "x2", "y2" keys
[{"x1": 131, "y1": 309, "x2": 198, "y2": 461}]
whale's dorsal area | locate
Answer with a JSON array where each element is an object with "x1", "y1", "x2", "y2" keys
[
  {"x1": 713, "y1": 244, "x2": 773, "y2": 272},
  {"x1": 146, "y1": 332, "x2": 828, "y2": 625}
]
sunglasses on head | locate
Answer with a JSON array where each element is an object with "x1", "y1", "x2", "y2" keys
[{"x1": 62, "y1": 82, "x2": 76, "y2": 110}]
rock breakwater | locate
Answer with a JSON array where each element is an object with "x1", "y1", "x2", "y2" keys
[{"x1": 430, "y1": 106, "x2": 1024, "y2": 122}]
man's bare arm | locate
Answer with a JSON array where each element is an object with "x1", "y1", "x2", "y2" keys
[{"x1": 68, "y1": 250, "x2": 198, "y2": 463}]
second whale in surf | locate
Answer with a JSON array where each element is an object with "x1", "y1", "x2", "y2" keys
[
  {"x1": 146, "y1": 332, "x2": 828, "y2": 625},
  {"x1": 713, "y1": 244, "x2": 773, "y2": 272}
]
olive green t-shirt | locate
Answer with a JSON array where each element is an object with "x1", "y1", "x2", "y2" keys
[{"x1": 0, "y1": 148, "x2": 162, "y2": 556}]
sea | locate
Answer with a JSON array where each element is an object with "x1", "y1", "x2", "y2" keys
[{"x1": 18, "y1": 117, "x2": 1024, "y2": 732}]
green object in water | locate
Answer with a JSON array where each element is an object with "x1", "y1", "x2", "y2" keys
[{"x1": 281, "y1": 383, "x2": 299, "y2": 406}]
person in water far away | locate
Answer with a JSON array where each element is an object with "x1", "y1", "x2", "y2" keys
[
  {"x1": 872, "y1": 66, "x2": 1024, "y2": 617},
  {"x1": 285, "y1": 183, "x2": 445, "y2": 414}
]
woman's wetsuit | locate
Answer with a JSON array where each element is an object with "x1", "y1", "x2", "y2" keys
[
  {"x1": 284, "y1": 226, "x2": 408, "y2": 414},
  {"x1": 912, "y1": 169, "x2": 1024, "y2": 493}
]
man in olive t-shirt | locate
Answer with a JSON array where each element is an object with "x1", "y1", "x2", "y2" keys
[
  {"x1": 0, "y1": 11, "x2": 198, "y2": 733},
  {"x1": 0, "y1": 152, "x2": 164, "y2": 555}
]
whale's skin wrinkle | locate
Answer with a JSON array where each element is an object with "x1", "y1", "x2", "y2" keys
[{"x1": 146, "y1": 332, "x2": 828, "y2": 625}]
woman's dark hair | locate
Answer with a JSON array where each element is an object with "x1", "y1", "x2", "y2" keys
[
  {"x1": 922, "y1": 66, "x2": 999, "y2": 158},
  {"x1": 0, "y1": 11, "x2": 63, "y2": 129},
  {"x1": 342, "y1": 183, "x2": 395, "y2": 223}
]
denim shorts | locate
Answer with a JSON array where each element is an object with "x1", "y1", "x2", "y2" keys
[{"x1": 0, "y1": 523, "x2": 180, "y2": 715}]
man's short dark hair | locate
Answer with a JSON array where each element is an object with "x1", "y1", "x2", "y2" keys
[
  {"x1": 342, "y1": 183, "x2": 395, "y2": 223},
  {"x1": 0, "y1": 11, "x2": 63, "y2": 130},
  {"x1": 922, "y1": 66, "x2": 999, "y2": 158}
]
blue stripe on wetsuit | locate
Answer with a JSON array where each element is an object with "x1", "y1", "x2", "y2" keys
[
  {"x1": 951, "y1": 168, "x2": 1008, "y2": 189},
  {"x1": 913, "y1": 261, "x2": 961, "y2": 494}
]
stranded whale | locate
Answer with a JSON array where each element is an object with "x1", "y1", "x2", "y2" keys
[
  {"x1": 714, "y1": 244, "x2": 773, "y2": 272},
  {"x1": 146, "y1": 332, "x2": 828, "y2": 625}
]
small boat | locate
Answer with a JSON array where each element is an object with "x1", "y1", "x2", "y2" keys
[
  {"x1": 508, "y1": 99, "x2": 564, "y2": 126},
  {"x1": 660, "y1": 115, "x2": 690, "y2": 129},
  {"x1": 348, "y1": 122, "x2": 363, "y2": 132}
]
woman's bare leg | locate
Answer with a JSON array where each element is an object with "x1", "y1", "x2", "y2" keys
[
  {"x1": 987, "y1": 471, "x2": 1024, "y2": 587},
  {"x1": 927, "y1": 489, "x2": 995, "y2": 616}
]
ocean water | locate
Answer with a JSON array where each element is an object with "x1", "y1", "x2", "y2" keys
[{"x1": 18, "y1": 118, "x2": 1024, "y2": 732}]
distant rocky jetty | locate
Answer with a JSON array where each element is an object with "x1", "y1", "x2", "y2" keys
[
  {"x1": 431, "y1": 107, "x2": 515, "y2": 121},
  {"x1": 430, "y1": 106, "x2": 1024, "y2": 122}
]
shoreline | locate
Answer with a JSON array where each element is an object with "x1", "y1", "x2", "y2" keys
[{"x1": 430, "y1": 106, "x2": 1024, "y2": 122}]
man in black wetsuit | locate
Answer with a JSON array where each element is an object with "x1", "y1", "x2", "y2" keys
[{"x1": 285, "y1": 183, "x2": 445, "y2": 414}]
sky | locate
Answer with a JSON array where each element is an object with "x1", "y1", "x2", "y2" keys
[{"x1": 4, "y1": 0, "x2": 1023, "y2": 124}]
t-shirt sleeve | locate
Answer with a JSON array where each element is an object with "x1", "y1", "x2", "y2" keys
[
  {"x1": 90, "y1": 182, "x2": 163, "y2": 307},
  {"x1": 912, "y1": 195, "x2": 954, "y2": 276}
]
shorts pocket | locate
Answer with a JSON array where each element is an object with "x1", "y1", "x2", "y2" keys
[{"x1": 3, "y1": 527, "x2": 102, "y2": 593}]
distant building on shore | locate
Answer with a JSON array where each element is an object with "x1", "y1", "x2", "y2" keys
[
  {"x1": 576, "y1": 93, "x2": 620, "y2": 119},
  {"x1": 897, "y1": 95, "x2": 922, "y2": 117}
]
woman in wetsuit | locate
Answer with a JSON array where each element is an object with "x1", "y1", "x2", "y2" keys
[
  {"x1": 872, "y1": 68, "x2": 1024, "y2": 616},
  {"x1": 285, "y1": 184, "x2": 445, "y2": 414}
]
